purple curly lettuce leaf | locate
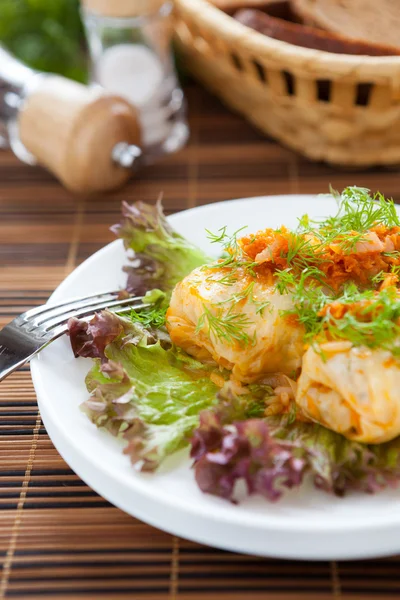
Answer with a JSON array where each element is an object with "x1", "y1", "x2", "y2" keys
[
  {"x1": 67, "y1": 305, "x2": 169, "y2": 361},
  {"x1": 191, "y1": 408, "x2": 400, "y2": 503},
  {"x1": 191, "y1": 413, "x2": 308, "y2": 502},
  {"x1": 111, "y1": 198, "x2": 209, "y2": 296},
  {"x1": 122, "y1": 254, "x2": 164, "y2": 297},
  {"x1": 111, "y1": 198, "x2": 175, "y2": 244},
  {"x1": 68, "y1": 311, "x2": 126, "y2": 360}
]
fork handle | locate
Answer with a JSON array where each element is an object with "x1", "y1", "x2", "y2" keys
[
  {"x1": 0, "y1": 326, "x2": 38, "y2": 382},
  {"x1": 0, "y1": 346, "x2": 36, "y2": 382}
]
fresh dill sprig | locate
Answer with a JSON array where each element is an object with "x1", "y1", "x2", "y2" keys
[
  {"x1": 339, "y1": 187, "x2": 400, "y2": 231},
  {"x1": 206, "y1": 225, "x2": 247, "y2": 261},
  {"x1": 196, "y1": 304, "x2": 254, "y2": 347},
  {"x1": 128, "y1": 304, "x2": 167, "y2": 329},
  {"x1": 287, "y1": 401, "x2": 297, "y2": 425},
  {"x1": 285, "y1": 232, "x2": 323, "y2": 270},
  {"x1": 255, "y1": 300, "x2": 271, "y2": 316},
  {"x1": 206, "y1": 225, "x2": 247, "y2": 246},
  {"x1": 321, "y1": 287, "x2": 400, "y2": 356},
  {"x1": 217, "y1": 281, "x2": 255, "y2": 305},
  {"x1": 216, "y1": 280, "x2": 272, "y2": 316},
  {"x1": 276, "y1": 267, "x2": 330, "y2": 342},
  {"x1": 204, "y1": 224, "x2": 259, "y2": 280},
  {"x1": 213, "y1": 272, "x2": 238, "y2": 286},
  {"x1": 275, "y1": 268, "x2": 296, "y2": 296},
  {"x1": 205, "y1": 226, "x2": 229, "y2": 244},
  {"x1": 371, "y1": 265, "x2": 400, "y2": 285},
  {"x1": 303, "y1": 186, "x2": 399, "y2": 239}
]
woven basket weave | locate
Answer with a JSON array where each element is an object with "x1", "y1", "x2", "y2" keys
[{"x1": 174, "y1": 0, "x2": 400, "y2": 166}]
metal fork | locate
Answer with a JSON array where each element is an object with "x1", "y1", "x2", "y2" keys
[{"x1": 0, "y1": 291, "x2": 148, "y2": 382}]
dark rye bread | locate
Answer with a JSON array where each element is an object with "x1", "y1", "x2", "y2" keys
[
  {"x1": 233, "y1": 2, "x2": 400, "y2": 56},
  {"x1": 209, "y1": 0, "x2": 274, "y2": 14},
  {"x1": 291, "y1": 0, "x2": 400, "y2": 50}
]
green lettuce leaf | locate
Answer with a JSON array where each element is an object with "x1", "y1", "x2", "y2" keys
[
  {"x1": 83, "y1": 337, "x2": 222, "y2": 471},
  {"x1": 111, "y1": 199, "x2": 209, "y2": 297},
  {"x1": 271, "y1": 418, "x2": 400, "y2": 495}
]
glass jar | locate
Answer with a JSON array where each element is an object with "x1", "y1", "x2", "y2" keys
[{"x1": 81, "y1": 0, "x2": 189, "y2": 158}]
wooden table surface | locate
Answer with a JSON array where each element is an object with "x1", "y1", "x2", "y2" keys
[{"x1": 1, "y1": 82, "x2": 400, "y2": 600}]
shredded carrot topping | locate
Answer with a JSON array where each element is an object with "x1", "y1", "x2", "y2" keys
[{"x1": 238, "y1": 225, "x2": 400, "y2": 291}]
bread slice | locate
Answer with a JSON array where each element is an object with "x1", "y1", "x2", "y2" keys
[
  {"x1": 234, "y1": 4, "x2": 400, "y2": 55},
  {"x1": 208, "y1": 0, "x2": 274, "y2": 14},
  {"x1": 291, "y1": 0, "x2": 400, "y2": 50}
]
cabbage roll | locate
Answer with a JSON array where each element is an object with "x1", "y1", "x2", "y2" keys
[
  {"x1": 166, "y1": 265, "x2": 305, "y2": 383},
  {"x1": 296, "y1": 288, "x2": 400, "y2": 444}
]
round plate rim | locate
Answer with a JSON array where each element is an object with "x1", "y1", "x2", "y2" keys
[{"x1": 30, "y1": 194, "x2": 400, "y2": 559}]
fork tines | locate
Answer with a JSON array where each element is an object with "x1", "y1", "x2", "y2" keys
[{"x1": 17, "y1": 291, "x2": 147, "y2": 335}]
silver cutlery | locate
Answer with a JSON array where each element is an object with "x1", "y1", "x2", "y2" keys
[{"x1": 0, "y1": 291, "x2": 146, "y2": 382}]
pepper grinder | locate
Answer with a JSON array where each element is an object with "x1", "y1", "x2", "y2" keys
[
  {"x1": 0, "y1": 47, "x2": 143, "y2": 193},
  {"x1": 81, "y1": 0, "x2": 189, "y2": 156}
]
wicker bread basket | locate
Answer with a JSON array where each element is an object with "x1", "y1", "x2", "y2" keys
[{"x1": 174, "y1": 0, "x2": 400, "y2": 166}]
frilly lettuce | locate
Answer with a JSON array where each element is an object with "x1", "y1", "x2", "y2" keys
[
  {"x1": 111, "y1": 199, "x2": 208, "y2": 296},
  {"x1": 69, "y1": 311, "x2": 140, "y2": 360},
  {"x1": 69, "y1": 199, "x2": 400, "y2": 502},
  {"x1": 68, "y1": 295, "x2": 170, "y2": 362},
  {"x1": 68, "y1": 199, "x2": 215, "y2": 471},
  {"x1": 70, "y1": 303, "x2": 400, "y2": 497},
  {"x1": 191, "y1": 402, "x2": 400, "y2": 502},
  {"x1": 80, "y1": 324, "x2": 221, "y2": 471},
  {"x1": 68, "y1": 292, "x2": 220, "y2": 471}
]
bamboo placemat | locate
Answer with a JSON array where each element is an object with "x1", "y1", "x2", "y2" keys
[{"x1": 1, "y1": 82, "x2": 400, "y2": 600}]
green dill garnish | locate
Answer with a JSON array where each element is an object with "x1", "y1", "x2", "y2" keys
[
  {"x1": 383, "y1": 248, "x2": 400, "y2": 258},
  {"x1": 217, "y1": 281, "x2": 255, "y2": 305},
  {"x1": 322, "y1": 186, "x2": 400, "y2": 232},
  {"x1": 371, "y1": 265, "x2": 400, "y2": 286},
  {"x1": 370, "y1": 271, "x2": 387, "y2": 285},
  {"x1": 206, "y1": 225, "x2": 247, "y2": 246},
  {"x1": 204, "y1": 225, "x2": 258, "y2": 279},
  {"x1": 199, "y1": 187, "x2": 400, "y2": 359},
  {"x1": 297, "y1": 213, "x2": 310, "y2": 230},
  {"x1": 206, "y1": 225, "x2": 247, "y2": 264},
  {"x1": 213, "y1": 272, "x2": 238, "y2": 286},
  {"x1": 299, "y1": 186, "x2": 400, "y2": 254},
  {"x1": 287, "y1": 401, "x2": 297, "y2": 425},
  {"x1": 337, "y1": 187, "x2": 400, "y2": 231},
  {"x1": 128, "y1": 303, "x2": 167, "y2": 329},
  {"x1": 196, "y1": 304, "x2": 254, "y2": 347},
  {"x1": 276, "y1": 268, "x2": 329, "y2": 342},
  {"x1": 273, "y1": 187, "x2": 400, "y2": 351},
  {"x1": 215, "y1": 280, "x2": 272, "y2": 317},
  {"x1": 321, "y1": 287, "x2": 400, "y2": 357},
  {"x1": 255, "y1": 300, "x2": 271, "y2": 316},
  {"x1": 123, "y1": 290, "x2": 168, "y2": 329},
  {"x1": 275, "y1": 268, "x2": 296, "y2": 296},
  {"x1": 285, "y1": 232, "x2": 323, "y2": 270}
]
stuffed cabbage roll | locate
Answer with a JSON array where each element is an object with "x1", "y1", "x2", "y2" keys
[
  {"x1": 296, "y1": 288, "x2": 400, "y2": 444},
  {"x1": 166, "y1": 265, "x2": 305, "y2": 383},
  {"x1": 297, "y1": 342, "x2": 400, "y2": 443}
]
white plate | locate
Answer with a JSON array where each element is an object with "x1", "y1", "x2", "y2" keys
[{"x1": 31, "y1": 195, "x2": 400, "y2": 561}]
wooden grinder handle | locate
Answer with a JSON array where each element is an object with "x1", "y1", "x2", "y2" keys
[{"x1": 18, "y1": 76, "x2": 142, "y2": 193}]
